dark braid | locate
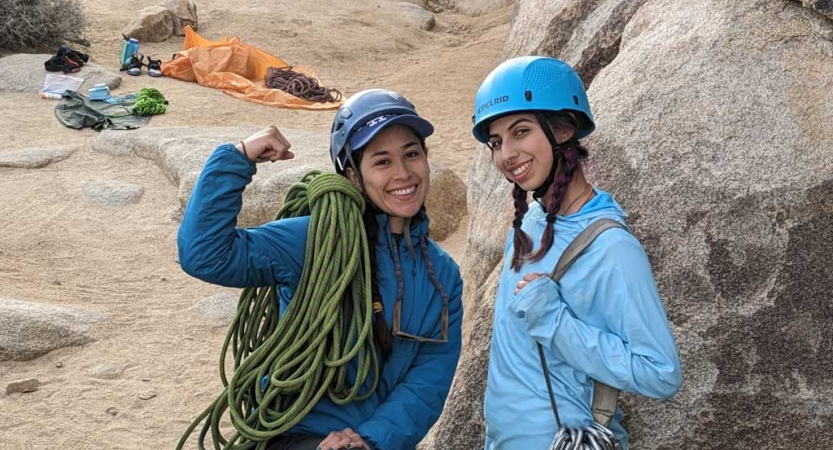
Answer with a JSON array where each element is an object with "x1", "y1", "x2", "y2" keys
[
  {"x1": 363, "y1": 200, "x2": 393, "y2": 358},
  {"x1": 527, "y1": 143, "x2": 581, "y2": 262},
  {"x1": 338, "y1": 136, "x2": 428, "y2": 358},
  {"x1": 510, "y1": 184, "x2": 533, "y2": 271},
  {"x1": 419, "y1": 235, "x2": 449, "y2": 339},
  {"x1": 508, "y1": 110, "x2": 589, "y2": 270}
]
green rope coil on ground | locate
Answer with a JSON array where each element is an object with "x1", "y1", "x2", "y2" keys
[
  {"x1": 177, "y1": 170, "x2": 379, "y2": 450},
  {"x1": 133, "y1": 87, "x2": 168, "y2": 116}
]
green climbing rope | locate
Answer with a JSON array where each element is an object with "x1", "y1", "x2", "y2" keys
[
  {"x1": 177, "y1": 170, "x2": 379, "y2": 450},
  {"x1": 132, "y1": 87, "x2": 168, "y2": 116}
]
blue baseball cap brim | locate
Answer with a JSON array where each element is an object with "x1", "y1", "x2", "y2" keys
[{"x1": 349, "y1": 114, "x2": 434, "y2": 151}]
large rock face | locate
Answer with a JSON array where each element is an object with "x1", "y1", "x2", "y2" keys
[
  {"x1": 504, "y1": 0, "x2": 648, "y2": 84},
  {"x1": 425, "y1": 0, "x2": 833, "y2": 449},
  {"x1": 799, "y1": 0, "x2": 833, "y2": 19},
  {"x1": 91, "y1": 127, "x2": 466, "y2": 241},
  {"x1": 588, "y1": 1, "x2": 833, "y2": 447}
]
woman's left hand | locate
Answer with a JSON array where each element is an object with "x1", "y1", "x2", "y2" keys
[
  {"x1": 236, "y1": 125, "x2": 294, "y2": 163},
  {"x1": 317, "y1": 428, "x2": 369, "y2": 450},
  {"x1": 514, "y1": 272, "x2": 547, "y2": 295}
]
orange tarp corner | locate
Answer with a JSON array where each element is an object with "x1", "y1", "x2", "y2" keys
[{"x1": 161, "y1": 26, "x2": 341, "y2": 110}]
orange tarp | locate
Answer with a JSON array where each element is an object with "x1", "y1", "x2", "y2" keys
[{"x1": 161, "y1": 26, "x2": 341, "y2": 110}]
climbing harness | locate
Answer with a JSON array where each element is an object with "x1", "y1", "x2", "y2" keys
[
  {"x1": 177, "y1": 170, "x2": 379, "y2": 450},
  {"x1": 265, "y1": 66, "x2": 342, "y2": 103},
  {"x1": 132, "y1": 88, "x2": 168, "y2": 116},
  {"x1": 541, "y1": 219, "x2": 626, "y2": 450}
]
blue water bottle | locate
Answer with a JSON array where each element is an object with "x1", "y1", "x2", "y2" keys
[{"x1": 121, "y1": 37, "x2": 139, "y2": 65}]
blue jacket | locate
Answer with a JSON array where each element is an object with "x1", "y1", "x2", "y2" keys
[
  {"x1": 177, "y1": 144, "x2": 463, "y2": 450},
  {"x1": 484, "y1": 189, "x2": 682, "y2": 450}
]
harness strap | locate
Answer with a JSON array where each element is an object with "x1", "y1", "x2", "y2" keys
[
  {"x1": 592, "y1": 381, "x2": 620, "y2": 427},
  {"x1": 538, "y1": 218, "x2": 626, "y2": 427}
]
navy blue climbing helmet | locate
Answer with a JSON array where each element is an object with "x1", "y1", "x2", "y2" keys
[
  {"x1": 330, "y1": 89, "x2": 434, "y2": 172},
  {"x1": 472, "y1": 56, "x2": 595, "y2": 144}
]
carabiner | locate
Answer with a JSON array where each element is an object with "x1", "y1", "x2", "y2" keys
[
  {"x1": 590, "y1": 422, "x2": 621, "y2": 450},
  {"x1": 584, "y1": 426, "x2": 607, "y2": 450},
  {"x1": 568, "y1": 428, "x2": 583, "y2": 450}
]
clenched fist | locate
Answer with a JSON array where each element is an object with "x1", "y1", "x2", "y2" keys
[{"x1": 236, "y1": 125, "x2": 295, "y2": 163}]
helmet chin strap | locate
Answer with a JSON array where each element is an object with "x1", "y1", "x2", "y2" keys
[{"x1": 529, "y1": 112, "x2": 564, "y2": 199}]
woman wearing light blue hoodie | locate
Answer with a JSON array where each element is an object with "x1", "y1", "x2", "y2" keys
[{"x1": 471, "y1": 56, "x2": 682, "y2": 449}]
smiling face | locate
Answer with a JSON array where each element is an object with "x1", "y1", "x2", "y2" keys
[
  {"x1": 347, "y1": 124, "x2": 430, "y2": 233},
  {"x1": 487, "y1": 113, "x2": 574, "y2": 192}
]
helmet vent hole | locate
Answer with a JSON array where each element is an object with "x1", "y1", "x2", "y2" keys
[
  {"x1": 523, "y1": 60, "x2": 563, "y2": 92},
  {"x1": 573, "y1": 95, "x2": 579, "y2": 105},
  {"x1": 525, "y1": 90, "x2": 532, "y2": 101}
]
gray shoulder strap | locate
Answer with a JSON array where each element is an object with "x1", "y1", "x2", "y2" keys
[
  {"x1": 549, "y1": 218, "x2": 626, "y2": 427},
  {"x1": 549, "y1": 218, "x2": 626, "y2": 282},
  {"x1": 592, "y1": 382, "x2": 620, "y2": 427}
]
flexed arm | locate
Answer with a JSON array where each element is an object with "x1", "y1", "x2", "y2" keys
[{"x1": 177, "y1": 126, "x2": 305, "y2": 288}]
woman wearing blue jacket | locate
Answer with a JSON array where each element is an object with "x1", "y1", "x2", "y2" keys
[
  {"x1": 178, "y1": 89, "x2": 463, "y2": 450},
  {"x1": 471, "y1": 57, "x2": 682, "y2": 449}
]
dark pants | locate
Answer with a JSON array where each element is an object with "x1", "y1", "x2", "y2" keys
[{"x1": 266, "y1": 434, "x2": 325, "y2": 450}]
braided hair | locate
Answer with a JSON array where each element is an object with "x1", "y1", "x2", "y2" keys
[
  {"x1": 509, "y1": 111, "x2": 589, "y2": 271},
  {"x1": 509, "y1": 184, "x2": 533, "y2": 271},
  {"x1": 339, "y1": 137, "x2": 429, "y2": 358}
]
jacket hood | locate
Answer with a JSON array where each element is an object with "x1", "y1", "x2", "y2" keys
[
  {"x1": 374, "y1": 209, "x2": 430, "y2": 248},
  {"x1": 527, "y1": 187, "x2": 628, "y2": 231}
]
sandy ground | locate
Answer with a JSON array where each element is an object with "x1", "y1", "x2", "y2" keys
[{"x1": 0, "y1": 1, "x2": 510, "y2": 448}]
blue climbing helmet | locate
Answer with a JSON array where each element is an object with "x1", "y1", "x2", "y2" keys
[
  {"x1": 330, "y1": 89, "x2": 434, "y2": 172},
  {"x1": 471, "y1": 56, "x2": 595, "y2": 144}
]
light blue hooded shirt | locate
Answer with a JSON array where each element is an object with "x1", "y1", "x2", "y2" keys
[{"x1": 484, "y1": 189, "x2": 682, "y2": 450}]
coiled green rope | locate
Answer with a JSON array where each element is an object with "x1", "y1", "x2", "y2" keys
[
  {"x1": 177, "y1": 170, "x2": 379, "y2": 450},
  {"x1": 132, "y1": 87, "x2": 168, "y2": 116}
]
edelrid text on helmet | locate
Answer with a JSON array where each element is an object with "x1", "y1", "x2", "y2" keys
[
  {"x1": 471, "y1": 56, "x2": 595, "y2": 143},
  {"x1": 476, "y1": 95, "x2": 510, "y2": 116}
]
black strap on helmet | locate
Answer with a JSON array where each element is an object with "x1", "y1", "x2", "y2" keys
[{"x1": 531, "y1": 111, "x2": 564, "y2": 199}]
